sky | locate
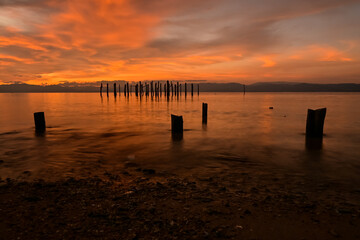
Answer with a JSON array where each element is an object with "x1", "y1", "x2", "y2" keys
[{"x1": 0, "y1": 0, "x2": 360, "y2": 85}]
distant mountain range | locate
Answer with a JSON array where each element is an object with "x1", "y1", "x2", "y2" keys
[{"x1": 0, "y1": 82, "x2": 360, "y2": 92}]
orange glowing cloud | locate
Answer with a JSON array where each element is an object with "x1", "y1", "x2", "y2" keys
[
  {"x1": 0, "y1": 0, "x2": 360, "y2": 84},
  {"x1": 258, "y1": 56, "x2": 277, "y2": 67}
]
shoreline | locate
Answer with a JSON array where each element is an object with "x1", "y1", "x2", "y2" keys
[{"x1": 1, "y1": 163, "x2": 359, "y2": 239}]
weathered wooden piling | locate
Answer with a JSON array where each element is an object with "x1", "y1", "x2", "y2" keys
[
  {"x1": 106, "y1": 83, "x2": 109, "y2": 96},
  {"x1": 34, "y1": 112, "x2": 46, "y2": 132},
  {"x1": 306, "y1": 108, "x2": 326, "y2": 138},
  {"x1": 127, "y1": 83, "x2": 130, "y2": 95},
  {"x1": 167, "y1": 81, "x2": 170, "y2": 96},
  {"x1": 191, "y1": 84, "x2": 194, "y2": 96},
  {"x1": 243, "y1": 84, "x2": 246, "y2": 95},
  {"x1": 124, "y1": 83, "x2": 127, "y2": 96},
  {"x1": 171, "y1": 114, "x2": 183, "y2": 133},
  {"x1": 119, "y1": 85, "x2": 121, "y2": 95},
  {"x1": 114, "y1": 83, "x2": 117, "y2": 95},
  {"x1": 100, "y1": 83, "x2": 103, "y2": 95},
  {"x1": 198, "y1": 84, "x2": 199, "y2": 95},
  {"x1": 202, "y1": 103, "x2": 208, "y2": 124},
  {"x1": 185, "y1": 83, "x2": 187, "y2": 96}
]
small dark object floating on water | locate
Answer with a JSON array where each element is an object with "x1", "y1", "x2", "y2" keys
[{"x1": 269, "y1": 107, "x2": 273, "y2": 109}]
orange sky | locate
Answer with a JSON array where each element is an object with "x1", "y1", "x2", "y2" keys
[{"x1": 0, "y1": 0, "x2": 360, "y2": 85}]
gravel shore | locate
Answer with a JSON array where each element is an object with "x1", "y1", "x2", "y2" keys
[{"x1": 1, "y1": 162, "x2": 359, "y2": 240}]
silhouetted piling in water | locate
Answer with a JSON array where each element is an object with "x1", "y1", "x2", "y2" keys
[
  {"x1": 106, "y1": 83, "x2": 109, "y2": 96},
  {"x1": 191, "y1": 84, "x2": 194, "y2": 96},
  {"x1": 306, "y1": 108, "x2": 326, "y2": 138},
  {"x1": 243, "y1": 84, "x2": 246, "y2": 95},
  {"x1": 34, "y1": 112, "x2": 46, "y2": 133},
  {"x1": 100, "y1": 83, "x2": 103, "y2": 95},
  {"x1": 167, "y1": 81, "x2": 170, "y2": 97},
  {"x1": 119, "y1": 85, "x2": 121, "y2": 95},
  {"x1": 151, "y1": 81, "x2": 154, "y2": 96},
  {"x1": 202, "y1": 103, "x2": 208, "y2": 124},
  {"x1": 185, "y1": 83, "x2": 187, "y2": 96},
  {"x1": 114, "y1": 83, "x2": 117, "y2": 96},
  {"x1": 135, "y1": 84, "x2": 138, "y2": 96},
  {"x1": 127, "y1": 83, "x2": 130, "y2": 96},
  {"x1": 171, "y1": 114, "x2": 183, "y2": 133},
  {"x1": 198, "y1": 84, "x2": 199, "y2": 95}
]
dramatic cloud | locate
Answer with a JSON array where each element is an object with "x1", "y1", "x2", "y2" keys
[{"x1": 0, "y1": 0, "x2": 359, "y2": 84}]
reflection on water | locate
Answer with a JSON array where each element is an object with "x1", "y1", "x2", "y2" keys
[
  {"x1": 305, "y1": 137, "x2": 323, "y2": 150},
  {"x1": 0, "y1": 92, "x2": 359, "y2": 184}
]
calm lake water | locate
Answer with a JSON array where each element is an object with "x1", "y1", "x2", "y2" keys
[{"x1": 0, "y1": 92, "x2": 359, "y2": 184}]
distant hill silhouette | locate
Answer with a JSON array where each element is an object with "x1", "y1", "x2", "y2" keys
[{"x1": 0, "y1": 82, "x2": 360, "y2": 92}]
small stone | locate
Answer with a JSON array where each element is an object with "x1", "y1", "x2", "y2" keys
[
  {"x1": 329, "y1": 229, "x2": 339, "y2": 238},
  {"x1": 142, "y1": 169, "x2": 156, "y2": 175},
  {"x1": 244, "y1": 209, "x2": 251, "y2": 215}
]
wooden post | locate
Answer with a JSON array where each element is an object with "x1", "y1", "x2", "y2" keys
[
  {"x1": 106, "y1": 83, "x2": 109, "y2": 96},
  {"x1": 100, "y1": 83, "x2": 103, "y2": 95},
  {"x1": 191, "y1": 84, "x2": 193, "y2": 96},
  {"x1": 119, "y1": 85, "x2": 121, "y2": 95},
  {"x1": 171, "y1": 114, "x2": 183, "y2": 133},
  {"x1": 124, "y1": 83, "x2": 127, "y2": 96},
  {"x1": 202, "y1": 103, "x2": 208, "y2": 124},
  {"x1": 243, "y1": 84, "x2": 246, "y2": 95},
  {"x1": 197, "y1": 84, "x2": 199, "y2": 95},
  {"x1": 167, "y1": 80, "x2": 170, "y2": 96},
  {"x1": 127, "y1": 83, "x2": 130, "y2": 96},
  {"x1": 34, "y1": 112, "x2": 46, "y2": 132},
  {"x1": 114, "y1": 83, "x2": 117, "y2": 96},
  {"x1": 185, "y1": 83, "x2": 187, "y2": 96},
  {"x1": 306, "y1": 108, "x2": 326, "y2": 138}
]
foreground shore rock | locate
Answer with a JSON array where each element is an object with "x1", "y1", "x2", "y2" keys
[{"x1": 1, "y1": 166, "x2": 359, "y2": 240}]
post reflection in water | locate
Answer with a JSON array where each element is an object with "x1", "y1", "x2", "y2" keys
[{"x1": 305, "y1": 137, "x2": 323, "y2": 151}]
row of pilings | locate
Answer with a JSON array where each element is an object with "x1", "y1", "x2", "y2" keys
[{"x1": 99, "y1": 81, "x2": 200, "y2": 97}]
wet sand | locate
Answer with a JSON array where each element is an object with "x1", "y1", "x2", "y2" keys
[{"x1": 1, "y1": 160, "x2": 359, "y2": 240}]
